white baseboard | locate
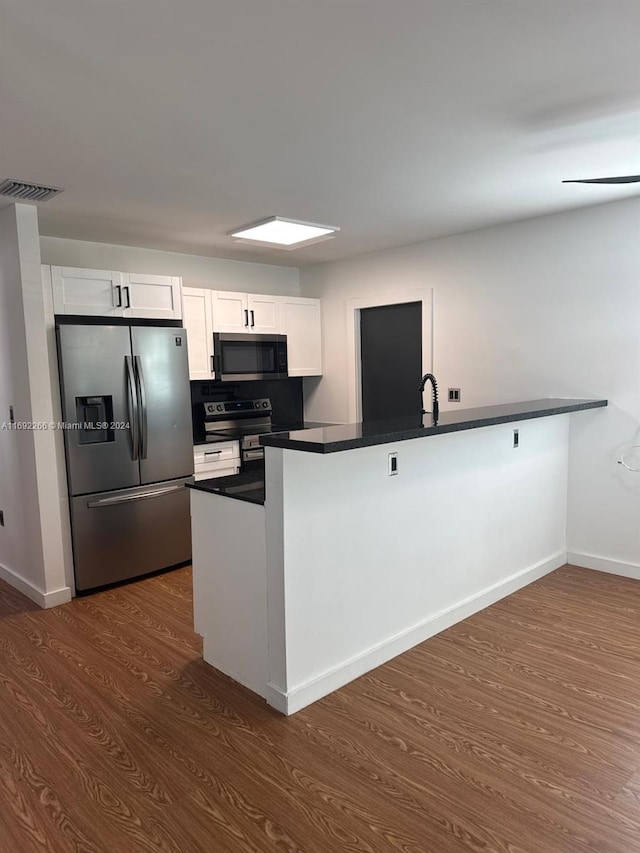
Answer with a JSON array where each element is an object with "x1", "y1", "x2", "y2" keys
[
  {"x1": 567, "y1": 551, "x2": 640, "y2": 581},
  {"x1": 0, "y1": 562, "x2": 72, "y2": 609},
  {"x1": 268, "y1": 550, "x2": 566, "y2": 716}
]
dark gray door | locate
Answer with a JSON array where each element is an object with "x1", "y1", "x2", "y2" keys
[
  {"x1": 360, "y1": 302, "x2": 422, "y2": 421},
  {"x1": 57, "y1": 324, "x2": 140, "y2": 495},
  {"x1": 131, "y1": 326, "x2": 193, "y2": 485},
  {"x1": 70, "y1": 477, "x2": 192, "y2": 591}
]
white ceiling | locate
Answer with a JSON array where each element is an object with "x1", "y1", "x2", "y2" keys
[{"x1": 1, "y1": 0, "x2": 639, "y2": 266}]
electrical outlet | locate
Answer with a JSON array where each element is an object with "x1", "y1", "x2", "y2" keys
[
  {"x1": 388, "y1": 452, "x2": 398, "y2": 476},
  {"x1": 448, "y1": 388, "x2": 461, "y2": 403},
  {"x1": 0, "y1": 510, "x2": 4, "y2": 527},
  {"x1": 513, "y1": 429, "x2": 519, "y2": 448}
]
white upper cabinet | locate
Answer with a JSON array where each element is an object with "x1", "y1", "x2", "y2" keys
[
  {"x1": 122, "y1": 273, "x2": 182, "y2": 320},
  {"x1": 51, "y1": 266, "x2": 125, "y2": 316},
  {"x1": 50, "y1": 266, "x2": 182, "y2": 320},
  {"x1": 183, "y1": 287, "x2": 215, "y2": 380},
  {"x1": 210, "y1": 291, "x2": 249, "y2": 333},
  {"x1": 282, "y1": 297, "x2": 323, "y2": 376},
  {"x1": 211, "y1": 291, "x2": 283, "y2": 334},
  {"x1": 247, "y1": 294, "x2": 282, "y2": 334},
  {"x1": 187, "y1": 289, "x2": 322, "y2": 378}
]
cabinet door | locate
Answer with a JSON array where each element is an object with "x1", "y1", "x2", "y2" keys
[
  {"x1": 282, "y1": 297, "x2": 322, "y2": 376},
  {"x1": 183, "y1": 288, "x2": 215, "y2": 380},
  {"x1": 247, "y1": 294, "x2": 283, "y2": 334},
  {"x1": 211, "y1": 291, "x2": 249, "y2": 332},
  {"x1": 51, "y1": 266, "x2": 124, "y2": 316},
  {"x1": 123, "y1": 273, "x2": 182, "y2": 320}
]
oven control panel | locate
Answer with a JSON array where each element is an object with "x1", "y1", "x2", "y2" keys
[{"x1": 204, "y1": 398, "x2": 271, "y2": 417}]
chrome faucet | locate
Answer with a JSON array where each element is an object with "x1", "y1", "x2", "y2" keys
[{"x1": 419, "y1": 373, "x2": 439, "y2": 421}]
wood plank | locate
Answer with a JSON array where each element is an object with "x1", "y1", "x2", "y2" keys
[{"x1": 1, "y1": 565, "x2": 640, "y2": 852}]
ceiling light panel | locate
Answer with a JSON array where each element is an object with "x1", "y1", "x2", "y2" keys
[{"x1": 230, "y1": 216, "x2": 339, "y2": 248}]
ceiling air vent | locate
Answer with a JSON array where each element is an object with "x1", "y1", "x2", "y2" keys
[{"x1": 0, "y1": 178, "x2": 63, "y2": 202}]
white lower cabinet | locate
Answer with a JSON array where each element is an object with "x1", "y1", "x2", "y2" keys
[{"x1": 194, "y1": 442, "x2": 240, "y2": 481}]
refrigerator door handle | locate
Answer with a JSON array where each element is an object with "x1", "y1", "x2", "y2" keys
[
  {"x1": 134, "y1": 355, "x2": 148, "y2": 459},
  {"x1": 125, "y1": 355, "x2": 139, "y2": 461},
  {"x1": 86, "y1": 483, "x2": 185, "y2": 508}
]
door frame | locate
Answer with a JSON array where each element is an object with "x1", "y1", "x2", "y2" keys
[{"x1": 346, "y1": 288, "x2": 433, "y2": 423}]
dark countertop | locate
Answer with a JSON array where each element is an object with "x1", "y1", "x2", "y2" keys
[
  {"x1": 187, "y1": 471, "x2": 265, "y2": 505},
  {"x1": 192, "y1": 421, "x2": 335, "y2": 447},
  {"x1": 260, "y1": 398, "x2": 608, "y2": 454}
]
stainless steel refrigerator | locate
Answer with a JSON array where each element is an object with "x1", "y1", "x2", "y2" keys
[{"x1": 57, "y1": 322, "x2": 194, "y2": 592}]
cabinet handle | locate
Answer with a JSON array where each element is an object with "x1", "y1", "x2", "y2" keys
[
  {"x1": 114, "y1": 285, "x2": 122, "y2": 307},
  {"x1": 244, "y1": 309, "x2": 249, "y2": 327},
  {"x1": 204, "y1": 450, "x2": 222, "y2": 456},
  {"x1": 250, "y1": 309, "x2": 255, "y2": 328},
  {"x1": 210, "y1": 355, "x2": 215, "y2": 373},
  {"x1": 123, "y1": 285, "x2": 131, "y2": 309}
]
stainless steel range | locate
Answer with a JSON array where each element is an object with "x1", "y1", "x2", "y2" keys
[{"x1": 203, "y1": 398, "x2": 272, "y2": 469}]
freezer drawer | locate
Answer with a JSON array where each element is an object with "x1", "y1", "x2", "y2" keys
[{"x1": 70, "y1": 477, "x2": 193, "y2": 592}]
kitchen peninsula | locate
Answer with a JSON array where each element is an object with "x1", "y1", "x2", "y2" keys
[{"x1": 190, "y1": 397, "x2": 607, "y2": 714}]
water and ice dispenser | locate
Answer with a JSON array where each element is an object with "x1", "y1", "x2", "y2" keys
[{"x1": 74, "y1": 395, "x2": 114, "y2": 444}]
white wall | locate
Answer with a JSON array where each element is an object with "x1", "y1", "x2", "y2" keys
[
  {"x1": 0, "y1": 205, "x2": 71, "y2": 607},
  {"x1": 40, "y1": 236, "x2": 301, "y2": 295},
  {"x1": 300, "y1": 198, "x2": 640, "y2": 574},
  {"x1": 265, "y1": 416, "x2": 569, "y2": 713}
]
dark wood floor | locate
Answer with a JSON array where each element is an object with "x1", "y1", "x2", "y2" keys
[{"x1": 2, "y1": 565, "x2": 640, "y2": 852}]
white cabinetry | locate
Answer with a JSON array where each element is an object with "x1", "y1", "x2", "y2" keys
[
  {"x1": 247, "y1": 294, "x2": 282, "y2": 334},
  {"x1": 282, "y1": 296, "x2": 322, "y2": 376},
  {"x1": 183, "y1": 288, "x2": 215, "y2": 380},
  {"x1": 51, "y1": 267, "x2": 125, "y2": 317},
  {"x1": 183, "y1": 288, "x2": 323, "y2": 379},
  {"x1": 209, "y1": 291, "x2": 247, "y2": 333},
  {"x1": 193, "y1": 442, "x2": 240, "y2": 480},
  {"x1": 122, "y1": 273, "x2": 182, "y2": 320},
  {"x1": 211, "y1": 291, "x2": 282, "y2": 334},
  {"x1": 50, "y1": 266, "x2": 182, "y2": 320}
]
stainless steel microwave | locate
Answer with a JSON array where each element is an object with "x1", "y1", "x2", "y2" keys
[{"x1": 213, "y1": 333, "x2": 288, "y2": 381}]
